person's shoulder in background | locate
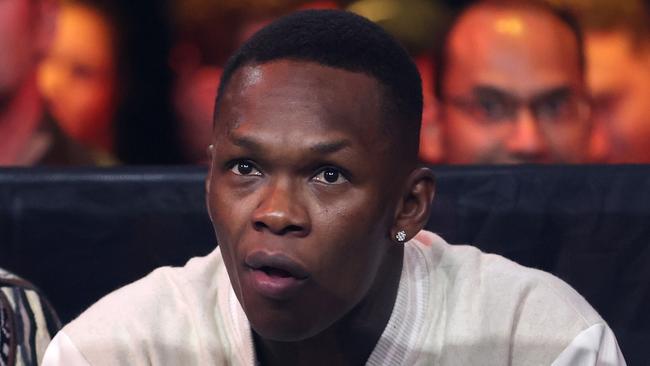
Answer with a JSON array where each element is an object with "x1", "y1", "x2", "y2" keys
[
  {"x1": 0, "y1": 268, "x2": 61, "y2": 366},
  {"x1": 35, "y1": 114, "x2": 117, "y2": 166}
]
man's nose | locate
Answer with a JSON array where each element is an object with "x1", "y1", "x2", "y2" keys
[
  {"x1": 251, "y1": 178, "x2": 310, "y2": 237},
  {"x1": 37, "y1": 60, "x2": 64, "y2": 101},
  {"x1": 505, "y1": 108, "x2": 548, "y2": 161}
]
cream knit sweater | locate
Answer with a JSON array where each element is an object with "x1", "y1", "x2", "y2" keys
[{"x1": 43, "y1": 231, "x2": 626, "y2": 365}]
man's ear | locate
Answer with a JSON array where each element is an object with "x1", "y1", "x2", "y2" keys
[
  {"x1": 390, "y1": 167, "x2": 436, "y2": 242},
  {"x1": 205, "y1": 144, "x2": 215, "y2": 193},
  {"x1": 205, "y1": 143, "x2": 216, "y2": 224}
]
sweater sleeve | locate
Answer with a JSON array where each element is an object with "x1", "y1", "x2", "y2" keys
[
  {"x1": 551, "y1": 323, "x2": 627, "y2": 366},
  {"x1": 42, "y1": 331, "x2": 91, "y2": 366}
]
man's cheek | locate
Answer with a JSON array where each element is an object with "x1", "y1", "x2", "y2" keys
[{"x1": 319, "y1": 243, "x2": 376, "y2": 284}]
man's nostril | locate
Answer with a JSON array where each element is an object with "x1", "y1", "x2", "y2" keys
[
  {"x1": 253, "y1": 221, "x2": 305, "y2": 236},
  {"x1": 283, "y1": 225, "x2": 303, "y2": 234},
  {"x1": 253, "y1": 221, "x2": 267, "y2": 231}
]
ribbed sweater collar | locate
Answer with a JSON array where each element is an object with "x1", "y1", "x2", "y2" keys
[{"x1": 223, "y1": 241, "x2": 430, "y2": 366}]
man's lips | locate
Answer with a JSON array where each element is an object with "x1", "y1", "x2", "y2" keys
[
  {"x1": 244, "y1": 251, "x2": 310, "y2": 300},
  {"x1": 245, "y1": 251, "x2": 310, "y2": 279}
]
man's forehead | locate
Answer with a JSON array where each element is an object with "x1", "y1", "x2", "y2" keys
[
  {"x1": 224, "y1": 60, "x2": 381, "y2": 99},
  {"x1": 214, "y1": 60, "x2": 390, "y2": 151},
  {"x1": 450, "y1": 6, "x2": 577, "y2": 60},
  {"x1": 445, "y1": 5, "x2": 582, "y2": 96}
]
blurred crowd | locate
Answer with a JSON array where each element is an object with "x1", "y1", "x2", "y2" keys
[{"x1": 0, "y1": 0, "x2": 648, "y2": 166}]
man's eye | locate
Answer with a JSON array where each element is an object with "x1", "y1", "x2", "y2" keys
[
  {"x1": 313, "y1": 168, "x2": 347, "y2": 185},
  {"x1": 229, "y1": 161, "x2": 261, "y2": 176},
  {"x1": 535, "y1": 97, "x2": 567, "y2": 122},
  {"x1": 478, "y1": 98, "x2": 509, "y2": 121},
  {"x1": 71, "y1": 63, "x2": 97, "y2": 80}
]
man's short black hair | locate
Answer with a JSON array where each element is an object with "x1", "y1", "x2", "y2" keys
[
  {"x1": 433, "y1": 0, "x2": 585, "y2": 101},
  {"x1": 214, "y1": 9, "x2": 423, "y2": 157}
]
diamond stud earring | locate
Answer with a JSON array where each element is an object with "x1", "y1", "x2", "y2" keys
[{"x1": 395, "y1": 230, "x2": 407, "y2": 242}]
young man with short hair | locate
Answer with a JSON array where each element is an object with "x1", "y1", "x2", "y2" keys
[{"x1": 43, "y1": 9, "x2": 625, "y2": 365}]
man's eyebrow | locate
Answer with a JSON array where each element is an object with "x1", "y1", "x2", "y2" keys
[
  {"x1": 230, "y1": 135, "x2": 264, "y2": 152},
  {"x1": 229, "y1": 134, "x2": 351, "y2": 155},
  {"x1": 472, "y1": 85, "x2": 513, "y2": 99},
  {"x1": 472, "y1": 85, "x2": 575, "y2": 101},
  {"x1": 309, "y1": 140, "x2": 351, "y2": 154},
  {"x1": 532, "y1": 86, "x2": 573, "y2": 101}
]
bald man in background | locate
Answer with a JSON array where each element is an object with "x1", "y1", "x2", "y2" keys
[{"x1": 434, "y1": 0, "x2": 591, "y2": 164}]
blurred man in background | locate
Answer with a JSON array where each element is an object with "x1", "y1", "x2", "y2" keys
[
  {"x1": 170, "y1": 0, "x2": 339, "y2": 164},
  {"x1": 38, "y1": 0, "x2": 184, "y2": 165},
  {"x1": 0, "y1": 0, "x2": 91, "y2": 165},
  {"x1": 434, "y1": 0, "x2": 591, "y2": 164},
  {"x1": 559, "y1": 0, "x2": 650, "y2": 163}
]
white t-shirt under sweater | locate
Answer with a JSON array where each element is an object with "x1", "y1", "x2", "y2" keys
[{"x1": 42, "y1": 230, "x2": 626, "y2": 365}]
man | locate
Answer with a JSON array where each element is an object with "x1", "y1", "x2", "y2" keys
[
  {"x1": 434, "y1": 1, "x2": 591, "y2": 164},
  {"x1": 0, "y1": 0, "x2": 91, "y2": 166},
  {"x1": 43, "y1": 10, "x2": 624, "y2": 365},
  {"x1": 566, "y1": 0, "x2": 650, "y2": 163},
  {"x1": 1, "y1": 269, "x2": 61, "y2": 366}
]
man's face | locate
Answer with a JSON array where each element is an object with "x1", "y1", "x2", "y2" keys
[
  {"x1": 207, "y1": 60, "x2": 401, "y2": 341},
  {"x1": 587, "y1": 31, "x2": 650, "y2": 163},
  {"x1": 0, "y1": 0, "x2": 36, "y2": 95},
  {"x1": 37, "y1": 4, "x2": 117, "y2": 144},
  {"x1": 440, "y1": 6, "x2": 590, "y2": 164}
]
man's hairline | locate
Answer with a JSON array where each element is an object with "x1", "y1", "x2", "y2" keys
[{"x1": 213, "y1": 57, "x2": 411, "y2": 132}]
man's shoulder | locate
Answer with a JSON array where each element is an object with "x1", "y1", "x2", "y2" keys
[
  {"x1": 67, "y1": 248, "x2": 225, "y2": 328},
  {"x1": 411, "y1": 231, "x2": 607, "y2": 364},
  {"x1": 62, "y1": 248, "x2": 231, "y2": 364},
  {"x1": 413, "y1": 230, "x2": 601, "y2": 324}
]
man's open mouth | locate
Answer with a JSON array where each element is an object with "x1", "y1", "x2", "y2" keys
[
  {"x1": 244, "y1": 251, "x2": 310, "y2": 300},
  {"x1": 259, "y1": 266, "x2": 293, "y2": 278},
  {"x1": 245, "y1": 251, "x2": 310, "y2": 279}
]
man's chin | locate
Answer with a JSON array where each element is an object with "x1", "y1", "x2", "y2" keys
[{"x1": 248, "y1": 312, "x2": 324, "y2": 342}]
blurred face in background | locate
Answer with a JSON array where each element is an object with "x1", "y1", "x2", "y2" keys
[
  {"x1": 38, "y1": 3, "x2": 117, "y2": 150},
  {"x1": 439, "y1": 5, "x2": 590, "y2": 164},
  {"x1": 587, "y1": 31, "x2": 650, "y2": 163}
]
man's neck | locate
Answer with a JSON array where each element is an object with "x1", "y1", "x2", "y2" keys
[
  {"x1": 0, "y1": 75, "x2": 43, "y2": 165},
  {"x1": 254, "y1": 245, "x2": 404, "y2": 366}
]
